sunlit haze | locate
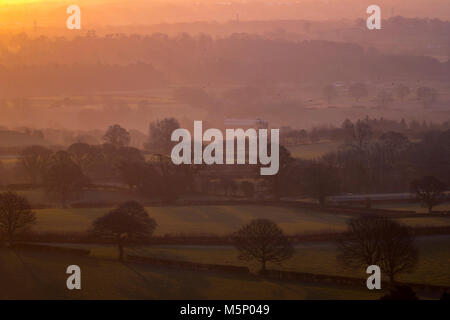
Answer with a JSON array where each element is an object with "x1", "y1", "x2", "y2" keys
[{"x1": 0, "y1": 0, "x2": 449, "y2": 32}]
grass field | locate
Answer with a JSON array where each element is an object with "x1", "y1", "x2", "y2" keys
[
  {"x1": 0, "y1": 248, "x2": 382, "y2": 300},
  {"x1": 33, "y1": 205, "x2": 350, "y2": 236},
  {"x1": 32, "y1": 205, "x2": 450, "y2": 236},
  {"x1": 76, "y1": 235, "x2": 449, "y2": 288}
]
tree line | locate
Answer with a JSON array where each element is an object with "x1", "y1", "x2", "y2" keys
[
  {"x1": 1, "y1": 117, "x2": 448, "y2": 212},
  {"x1": 279, "y1": 120, "x2": 449, "y2": 210},
  {"x1": 0, "y1": 33, "x2": 448, "y2": 97}
]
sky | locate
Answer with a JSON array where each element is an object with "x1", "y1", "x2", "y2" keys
[{"x1": 0, "y1": 0, "x2": 448, "y2": 31}]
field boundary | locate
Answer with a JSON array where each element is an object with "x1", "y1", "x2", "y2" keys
[
  {"x1": 30, "y1": 198, "x2": 445, "y2": 216},
  {"x1": 11, "y1": 242, "x2": 91, "y2": 256},
  {"x1": 261, "y1": 269, "x2": 449, "y2": 294},
  {"x1": 125, "y1": 253, "x2": 449, "y2": 294},
  {"x1": 5, "y1": 242, "x2": 449, "y2": 295},
  {"x1": 12, "y1": 225, "x2": 450, "y2": 245}
]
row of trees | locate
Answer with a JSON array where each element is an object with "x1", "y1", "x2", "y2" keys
[
  {"x1": 92, "y1": 206, "x2": 418, "y2": 285},
  {"x1": 235, "y1": 215, "x2": 418, "y2": 285},
  {"x1": 272, "y1": 145, "x2": 447, "y2": 212},
  {"x1": 281, "y1": 122, "x2": 449, "y2": 207},
  {"x1": 9, "y1": 118, "x2": 448, "y2": 210},
  {"x1": 12, "y1": 121, "x2": 199, "y2": 206},
  {"x1": 323, "y1": 83, "x2": 438, "y2": 108},
  {"x1": 18, "y1": 144, "x2": 197, "y2": 206},
  {"x1": 19, "y1": 147, "x2": 88, "y2": 207},
  {"x1": 0, "y1": 192, "x2": 157, "y2": 263},
  {"x1": 0, "y1": 192, "x2": 290, "y2": 270},
  {"x1": 281, "y1": 117, "x2": 450, "y2": 146},
  {"x1": 1, "y1": 32, "x2": 447, "y2": 98},
  {"x1": 338, "y1": 216, "x2": 417, "y2": 283},
  {"x1": 0, "y1": 191, "x2": 423, "y2": 286}
]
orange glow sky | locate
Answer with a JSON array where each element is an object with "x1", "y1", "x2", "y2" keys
[{"x1": 0, "y1": 0, "x2": 448, "y2": 32}]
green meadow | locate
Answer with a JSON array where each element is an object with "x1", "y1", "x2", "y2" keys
[{"x1": 32, "y1": 205, "x2": 450, "y2": 236}]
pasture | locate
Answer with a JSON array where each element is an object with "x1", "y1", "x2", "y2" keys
[
  {"x1": 32, "y1": 204, "x2": 450, "y2": 236},
  {"x1": 80, "y1": 235, "x2": 450, "y2": 288},
  {"x1": 33, "y1": 205, "x2": 350, "y2": 236},
  {"x1": 0, "y1": 248, "x2": 381, "y2": 300}
]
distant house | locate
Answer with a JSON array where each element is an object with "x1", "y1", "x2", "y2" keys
[{"x1": 333, "y1": 82, "x2": 346, "y2": 87}]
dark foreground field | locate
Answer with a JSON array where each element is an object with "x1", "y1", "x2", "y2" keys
[
  {"x1": 0, "y1": 248, "x2": 383, "y2": 300},
  {"x1": 1, "y1": 236, "x2": 448, "y2": 300},
  {"x1": 46, "y1": 235, "x2": 450, "y2": 288}
]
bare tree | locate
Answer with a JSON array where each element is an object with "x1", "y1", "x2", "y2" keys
[
  {"x1": 379, "y1": 131, "x2": 409, "y2": 163},
  {"x1": 44, "y1": 151, "x2": 88, "y2": 207},
  {"x1": 103, "y1": 124, "x2": 130, "y2": 147},
  {"x1": 233, "y1": 219, "x2": 293, "y2": 272},
  {"x1": 337, "y1": 216, "x2": 382, "y2": 268},
  {"x1": 338, "y1": 216, "x2": 418, "y2": 284},
  {"x1": 342, "y1": 119, "x2": 372, "y2": 153},
  {"x1": 19, "y1": 145, "x2": 52, "y2": 184},
  {"x1": 378, "y1": 219, "x2": 418, "y2": 283},
  {"x1": 301, "y1": 160, "x2": 340, "y2": 206},
  {"x1": 67, "y1": 142, "x2": 93, "y2": 170},
  {"x1": 92, "y1": 201, "x2": 157, "y2": 261},
  {"x1": 145, "y1": 118, "x2": 180, "y2": 155},
  {"x1": 0, "y1": 191, "x2": 36, "y2": 244},
  {"x1": 410, "y1": 176, "x2": 446, "y2": 213},
  {"x1": 265, "y1": 145, "x2": 293, "y2": 200}
]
